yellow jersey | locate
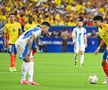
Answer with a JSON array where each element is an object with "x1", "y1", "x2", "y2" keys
[
  {"x1": 99, "y1": 24, "x2": 108, "y2": 47},
  {"x1": 4, "y1": 22, "x2": 21, "y2": 44},
  {"x1": 24, "y1": 23, "x2": 36, "y2": 31}
]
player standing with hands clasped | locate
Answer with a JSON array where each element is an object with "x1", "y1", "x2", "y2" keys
[
  {"x1": 72, "y1": 18, "x2": 87, "y2": 66},
  {"x1": 15, "y1": 22, "x2": 50, "y2": 85}
]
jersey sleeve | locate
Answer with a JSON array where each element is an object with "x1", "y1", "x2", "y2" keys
[
  {"x1": 4, "y1": 24, "x2": 8, "y2": 33},
  {"x1": 18, "y1": 23, "x2": 21, "y2": 29},
  {"x1": 24, "y1": 24, "x2": 29, "y2": 31},
  {"x1": 84, "y1": 28, "x2": 87, "y2": 35},
  {"x1": 33, "y1": 30, "x2": 41, "y2": 38},
  {"x1": 98, "y1": 28, "x2": 103, "y2": 39},
  {"x1": 72, "y1": 28, "x2": 76, "y2": 38}
]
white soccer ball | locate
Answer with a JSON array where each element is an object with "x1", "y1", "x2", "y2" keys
[{"x1": 88, "y1": 74, "x2": 98, "y2": 84}]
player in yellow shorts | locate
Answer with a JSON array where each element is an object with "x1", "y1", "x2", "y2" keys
[
  {"x1": 93, "y1": 15, "x2": 108, "y2": 84},
  {"x1": 4, "y1": 13, "x2": 21, "y2": 72}
]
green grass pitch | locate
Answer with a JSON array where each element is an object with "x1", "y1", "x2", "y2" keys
[{"x1": 0, "y1": 53, "x2": 108, "y2": 90}]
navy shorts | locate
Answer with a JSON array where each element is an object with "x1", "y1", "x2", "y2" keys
[
  {"x1": 103, "y1": 50, "x2": 108, "y2": 60},
  {"x1": 8, "y1": 44, "x2": 17, "y2": 54}
]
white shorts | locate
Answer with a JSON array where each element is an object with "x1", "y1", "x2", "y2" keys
[
  {"x1": 15, "y1": 43, "x2": 33, "y2": 60},
  {"x1": 74, "y1": 45, "x2": 85, "y2": 53}
]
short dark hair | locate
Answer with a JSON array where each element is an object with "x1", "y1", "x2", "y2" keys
[
  {"x1": 93, "y1": 15, "x2": 103, "y2": 22},
  {"x1": 78, "y1": 16, "x2": 84, "y2": 22},
  {"x1": 41, "y1": 21, "x2": 50, "y2": 27},
  {"x1": 9, "y1": 13, "x2": 15, "y2": 16}
]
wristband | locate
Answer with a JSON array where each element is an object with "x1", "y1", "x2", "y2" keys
[{"x1": 97, "y1": 47, "x2": 100, "y2": 50}]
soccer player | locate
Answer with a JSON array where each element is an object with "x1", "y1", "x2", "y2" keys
[
  {"x1": 24, "y1": 15, "x2": 37, "y2": 55},
  {"x1": 24, "y1": 15, "x2": 36, "y2": 31},
  {"x1": 4, "y1": 13, "x2": 21, "y2": 72},
  {"x1": 15, "y1": 22, "x2": 50, "y2": 85},
  {"x1": 72, "y1": 18, "x2": 87, "y2": 66},
  {"x1": 93, "y1": 15, "x2": 108, "y2": 84}
]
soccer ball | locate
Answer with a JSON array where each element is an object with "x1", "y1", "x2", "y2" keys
[{"x1": 88, "y1": 74, "x2": 98, "y2": 84}]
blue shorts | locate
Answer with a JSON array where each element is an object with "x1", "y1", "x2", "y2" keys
[
  {"x1": 103, "y1": 50, "x2": 108, "y2": 60},
  {"x1": 8, "y1": 44, "x2": 17, "y2": 54}
]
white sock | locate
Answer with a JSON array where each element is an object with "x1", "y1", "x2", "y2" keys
[
  {"x1": 28, "y1": 62, "x2": 34, "y2": 82},
  {"x1": 80, "y1": 55, "x2": 84, "y2": 65},
  {"x1": 21, "y1": 62, "x2": 28, "y2": 81}
]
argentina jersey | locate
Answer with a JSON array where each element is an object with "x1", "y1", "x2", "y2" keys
[
  {"x1": 22, "y1": 27, "x2": 41, "y2": 40},
  {"x1": 72, "y1": 27, "x2": 87, "y2": 46},
  {"x1": 15, "y1": 27, "x2": 41, "y2": 60}
]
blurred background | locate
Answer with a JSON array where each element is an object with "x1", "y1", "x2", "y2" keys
[{"x1": 0, "y1": 0, "x2": 107, "y2": 52}]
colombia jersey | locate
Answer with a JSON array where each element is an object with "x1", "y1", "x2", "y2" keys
[
  {"x1": 99, "y1": 24, "x2": 108, "y2": 47},
  {"x1": 4, "y1": 22, "x2": 21, "y2": 44}
]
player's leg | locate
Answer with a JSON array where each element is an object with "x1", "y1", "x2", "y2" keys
[
  {"x1": 19, "y1": 47, "x2": 39, "y2": 85},
  {"x1": 102, "y1": 50, "x2": 108, "y2": 84},
  {"x1": 79, "y1": 46, "x2": 85, "y2": 66},
  {"x1": 74, "y1": 45, "x2": 79, "y2": 66},
  {"x1": 13, "y1": 45, "x2": 17, "y2": 71},
  {"x1": 8, "y1": 44, "x2": 16, "y2": 72},
  {"x1": 62, "y1": 40, "x2": 66, "y2": 52},
  {"x1": 20, "y1": 61, "x2": 29, "y2": 84},
  {"x1": 15, "y1": 43, "x2": 29, "y2": 84},
  {"x1": 27, "y1": 53, "x2": 39, "y2": 85},
  {"x1": 80, "y1": 51, "x2": 84, "y2": 66},
  {"x1": 28, "y1": 53, "x2": 34, "y2": 82},
  {"x1": 74, "y1": 53, "x2": 78, "y2": 66}
]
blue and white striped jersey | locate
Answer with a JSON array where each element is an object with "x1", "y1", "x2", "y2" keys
[
  {"x1": 15, "y1": 27, "x2": 41, "y2": 46},
  {"x1": 15, "y1": 27, "x2": 41, "y2": 59},
  {"x1": 72, "y1": 26, "x2": 87, "y2": 46}
]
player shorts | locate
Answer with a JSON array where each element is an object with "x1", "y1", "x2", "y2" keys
[
  {"x1": 103, "y1": 49, "x2": 108, "y2": 60},
  {"x1": 15, "y1": 43, "x2": 33, "y2": 60},
  {"x1": 74, "y1": 45, "x2": 85, "y2": 53},
  {"x1": 15, "y1": 40, "x2": 37, "y2": 60},
  {"x1": 8, "y1": 44, "x2": 17, "y2": 54}
]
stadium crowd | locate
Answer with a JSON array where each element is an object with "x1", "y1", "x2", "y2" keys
[{"x1": 0, "y1": 0, "x2": 108, "y2": 28}]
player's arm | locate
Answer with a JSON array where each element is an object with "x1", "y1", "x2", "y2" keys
[
  {"x1": 25, "y1": 34, "x2": 35, "y2": 61},
  {"x1": 27, "y1": 34, "x2": 35, "y2": 55},
  {"x1": 18, "y1": 23, "x2": 23, "y2": 36},
  {"x1": 84, "y1": 30, "x2": 88, "y2": 48},
  {"x1": 24, "y1": 24, "x2": 28, "y2": 31},
  {"x1": 103, "y1": 24, "x2": 108, "y2": 31},
  {"x1": 84, "y1": 34, "x2": 88, "y2": 48},
  {"x1": 95, "y1": 40, "x2": 105, "y2": 55},
  {"x1": 71, "y1": 29, "x2": 76, "y2": 44},
  {"x1": 26, "y1": 30, "x2": 40, "y2": 55},
  {"x1": 3, "y1": 25, "x2": 8, "y2": 47},
  {"x1": 4, "y1": 33, "x2": 8, "y2": 47}
]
